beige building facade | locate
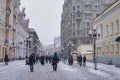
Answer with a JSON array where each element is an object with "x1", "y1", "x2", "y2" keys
[
  {"x1": 0, "y1": 0, "x2": 20, "y2": 61},
  {"x1": 93, "y1": 0, "x2": 120, "y2": 66}
]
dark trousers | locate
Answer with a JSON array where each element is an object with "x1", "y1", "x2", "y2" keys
[
  {"x1": 5, "y1": 61, "x2": 8, "y2": 65},
  {"x1": 79, "y1": 62, "x2": 82, "y2": 66},
  {"x1": 30, "y1": 64, "x2": 34, "y2": 72},
  {"x1": 52, "y1": 63, "x2": 57, "y2": 71},
  {"x1": 83, "y1": 62, "x2": 86, "y2": 66}
]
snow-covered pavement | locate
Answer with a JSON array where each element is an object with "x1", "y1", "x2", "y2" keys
[{"x1": 0, "y1": 60, "x2": 120, "y2": 80}]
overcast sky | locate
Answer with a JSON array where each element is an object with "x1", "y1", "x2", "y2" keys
[{"x1": 20, "y1": 0, "x2": 64, "y2": 46}]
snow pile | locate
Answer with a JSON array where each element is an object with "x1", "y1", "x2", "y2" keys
[
  {"x1": 89, "y1": 69, "x2": 111, "y2": 77},
  {"x1": 59, "y1": 62, "x2": 77, "y2": 71}
]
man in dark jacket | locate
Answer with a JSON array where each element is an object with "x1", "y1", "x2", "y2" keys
[
  {"x1": 52, "y1": 52, "x2": 59, "y2": 71},
  {"x1": 77, "y1": 55, "x2": 82, "y2": 66},
  {"x1": 29, "y1": 53, "x2": 35, "y2": 72}
]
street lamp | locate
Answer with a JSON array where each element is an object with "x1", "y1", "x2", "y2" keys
[
  {"x1": 26, "y1": 36, "x2": 32, "y2": 57},
  {"x1": 89, "y1": 28, "x2": 100, "y2": 70},
  {"x1": 61, "y1": 47, "x2": 64, "y2": 61},
  {"x1": 67, "y1": 41, "x2": 74, "y2": 56},
  {"x1": 33, "y1": 43, "x2": 39, "y2": 54}
]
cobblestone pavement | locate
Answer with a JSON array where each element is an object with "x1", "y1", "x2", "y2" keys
[{"x1": 0, "y1": 60, "x2": 119, "y2": 80}]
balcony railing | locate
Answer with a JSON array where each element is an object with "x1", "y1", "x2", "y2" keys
[{"x1": 6, "y1": 7, "x2": 11, "y2": 15}]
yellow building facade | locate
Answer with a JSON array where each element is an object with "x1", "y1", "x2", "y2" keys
[{"x1": 93, "y1": 0, "x2": 120, "y2": 66}]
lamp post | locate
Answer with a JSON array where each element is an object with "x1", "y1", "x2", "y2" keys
[
  {"x1": 89, "y1": 28, "x2": 100, "y2": 70},
  {"x1": 61, "y1": 47, "x2": 64, "y2": 61},
  {"x1": 67, "y1": 41, "x2": 74, "y2": 56},
  {"x1": 33, "y1": 43, "x2": 38, "y2": 54},
  {"x1": 26, "y1": 36, "x2": 31, "y2": 57}
]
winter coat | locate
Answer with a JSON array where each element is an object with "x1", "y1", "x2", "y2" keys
[
  {"x1": 40, "y1": 56, "x2": 45, "y2": 65},
  {"x1": 52, "y1": 55, "x2": 59, "y2": 64},
  {"x1": 77, "y1": 55, "x2": 82, "y2": 62},
  {"x1": 83, "y1": 56, "x2": 86, "y2": 63},
  {"x1": 29, "y1": 54, "x2": 35, "y2": 65}
]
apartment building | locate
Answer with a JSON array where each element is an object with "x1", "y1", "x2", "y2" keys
[{"x1": 61, "y1": 0, "x2": 115, "y2": 50}]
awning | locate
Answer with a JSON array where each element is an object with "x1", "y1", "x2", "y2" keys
[{"x1": 115, "y1": 36, "x2": 120, "y2": 42}]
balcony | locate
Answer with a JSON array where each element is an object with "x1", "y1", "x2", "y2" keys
[{"x1": 6, "y1": 7, "x2": 11, "y2": 15}]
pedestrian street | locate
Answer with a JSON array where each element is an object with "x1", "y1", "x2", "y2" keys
[{"x1": 0, "y1": 60, "x2": 119, "y2": 80}]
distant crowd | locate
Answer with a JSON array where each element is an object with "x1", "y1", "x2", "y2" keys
[{"x1": 4, "y1": 52, "x2": 87, "y2": 72}]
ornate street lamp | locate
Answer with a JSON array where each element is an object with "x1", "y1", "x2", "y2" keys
[
  {"x1": 67, "y1": 41, "x2": 74, "y2": 56},
  {"x1": 89, "y1": 28, "x2": 100, "y2": 70},
  {"x1": 61, "y1": 47, "x2": 64, "y2": 61},
  {"x1": 26, "y1": 36, "x2": 32, "y2": 57},
  {"x1": 33, "y1": 43, "x2": 39, "y2": 54}
]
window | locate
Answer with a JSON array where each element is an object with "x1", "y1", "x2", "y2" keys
[
  {"x1": 73, "y1": 15, "x2": 75, "y2": 19},
  {"x1": 86, "y1": 22, "x2": 90, "y2": 27},
  {"x1": 73, "y1": 32, "x2": 75, "y2": 36},
  {"x1": 106, "y1": 25, "x2": 109, "y2": 36},
  {"x1": 101, "y1": 24, "x2": 103, "y2": 38},
  {"x1": 73, "y1": 23, "x2": 75, "y2": 27},
  {"x1": 73, "y1": 6, "x2": 75, "y2": 10},
  {"x1": 95, "y1": 5, "x2": 100, "y2": 10},
  {"x1": 84, "y1": 13, "x2": 92, "y2": 18},
  {"x1": 111, "y1": 45, "x2": 114, "y2": 52},
  {"x1": 77, "y1": 22, "x2": 80, "y2": 28},
  {"x1": 116, "y1": 20, "x2": 119, "y2": 33},
  {"x1": 110, "y1": 23, "x2": 113, "y2": 34},
  {"x1": 76, "y1": 11, "x2": 81, "y2": 17},
  {"x1": 116, "y1": 44, "x2": 119, "y2": 53},
  {"x1": 84, "y1": 4, "x2": 92, "y2": 10},
  {"x1": 96, "y1": 13, "x2": 100, "y2": 17},
  {"x1": 77, "y1": 31, "x2": 80, "y2": 36}
]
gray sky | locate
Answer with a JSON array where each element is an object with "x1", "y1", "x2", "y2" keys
[{"x1": 20, "y1": 0, "x2": 64, "y2": 46}]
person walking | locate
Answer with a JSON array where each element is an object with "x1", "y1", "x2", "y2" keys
[
  {"x1": 83, "y1": 55, "x2": 86, "y2": 66},
  {"x1": 77, "y1": 55, "x2": 82, "y2": 66},
  {"x1": 29, "y1": 53, "x2": 35, "y2": 72},
  {"x1": 68, "y1": 54, "x2": 73, "y2": 66},
  {"x1": 25, "y1": 55, "x2": 29, "y2": 65},
  {"x1": 52, "y1": 52, "x2": 59, "y2": 71},
  {"x1": 40, "y1": 54, "x2": 45, "y2": 65},
  {"x1": 4, "y1": 54, "x2": 9, "y2": 65}
]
